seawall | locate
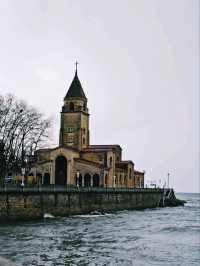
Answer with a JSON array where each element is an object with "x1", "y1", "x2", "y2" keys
[{"x1": 0, "y1": 186, "x2": 175, "y2": 222}]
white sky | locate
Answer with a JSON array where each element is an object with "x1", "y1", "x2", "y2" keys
[{"x1": 0, "y1": 0, "x2": 199, "y2": 192}]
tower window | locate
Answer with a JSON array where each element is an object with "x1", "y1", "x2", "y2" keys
[
  {"x1": 83, "y1": 103, "x2": 86, "y2": 111},
  {"x1": 69, "y1": 102, "x2": 74, "y2": 111},
  {"x1": 110, "y1": 156, "x2": 112, "y2": 167},
  {"x1": 66, "y1": 127, "x2": 75, "y2": 133},
  {"x1": 83, "y1": 138, "x2": 85, "y2": 144},
  {"x1": 83, "y1": 128, "x2": 86, "y2": 134},
  {"x1": 129, "y1": 168, "x2": 132, "y2": 179}
]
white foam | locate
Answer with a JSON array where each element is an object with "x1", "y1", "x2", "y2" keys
[{"x1": 43, "y1": 213, "x2": 55, "y2": 218}]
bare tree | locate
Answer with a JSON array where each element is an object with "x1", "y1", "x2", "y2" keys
[{"x1": 0, "y1": 94, "x2": 52, "y2": 179}]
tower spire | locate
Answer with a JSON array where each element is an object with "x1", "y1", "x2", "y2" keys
[{"x1": 75, "y1": 61, "x2": 79, "y2": 75}]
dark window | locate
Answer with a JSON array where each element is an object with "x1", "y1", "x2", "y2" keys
[
  {"x1": 69, "y1": 102, "x2": 74, "y2": 111},
  {"x1": 120, "y1": 175, "x2": 122, "y2": 184},
  {"x1": 67, "y1": 127, "x2": 74, "y2": 133},
  {"x1": 76, "y1": 173, "x2": 83, "y2": 187},
  {"x1": 84, "y1": 173, "x2": 91, "y2": 187},
  {"x1": 43, "y1": 173, "x2": 50, "y2": 185},
  {"x1": 105, "y1": 174, "x2": 108, "y2": 186},
  {"x1": 104, "y1": 153, "x2": 108, "y2": 167},
  {"x1": 124, "y1": 176, "x2": 127, "y2": 186},
  {"x1": 83, "y1": 103, "x2": 86, "y2": 111},
  {"x1": 129, "y1": 168, "x2": 132, "y2": 179},
  {"x1": 110, "y1": 156, "x2": 112, "y2": 167},
  {"x1": 83, "y1": 138, "x2": 85, "y2": 144},
  {"x1": 93, "y1": 174, "x2": 100, "y2": 187},
  {"x1": 37, "y1": 173, "x2": 42, "y2": 185}
]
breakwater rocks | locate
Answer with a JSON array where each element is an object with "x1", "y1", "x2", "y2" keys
[
  {"x1": 0, "y1": 186, "x2": 184, "y2": 222},
  {"x1": 159, "y1": 189, "x2": 186, "y2": 207}
]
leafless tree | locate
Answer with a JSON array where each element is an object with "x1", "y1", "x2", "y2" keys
[{"x1": 0, "y1": 94, "x2": 52, "y2": 179}]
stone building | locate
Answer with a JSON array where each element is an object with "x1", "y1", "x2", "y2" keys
[{"x1": 31, "y1": 68, "x2": 145, "y2": 188}]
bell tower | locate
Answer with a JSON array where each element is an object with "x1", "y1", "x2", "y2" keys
[{"x1": 59, "y1": 64, "x2": 90, "y2": 150}]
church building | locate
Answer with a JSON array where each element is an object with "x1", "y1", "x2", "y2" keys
[{"x1": 31, "y1": 67, "x2": 144, "y2": 188}]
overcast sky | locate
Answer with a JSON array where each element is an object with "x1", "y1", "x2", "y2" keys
[{"x1": 0, "y1": 0, "x2": 199, "y2": 192}]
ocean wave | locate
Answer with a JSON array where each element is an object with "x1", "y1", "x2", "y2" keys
[
  {"x1": 160, "y1": 225, "x2": 200, "y2": 233},
  {"x1": 43, "y1": 213, "x2": 55, "y2": 219}
]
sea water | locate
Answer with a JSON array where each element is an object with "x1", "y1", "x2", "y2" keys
[{"x1": 0, "y1": 193, "x2": 199, "y2": 266}]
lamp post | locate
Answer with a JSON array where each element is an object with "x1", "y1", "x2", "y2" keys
[
  {"x1": 21, "y1": 167, "x2": 25, "y2": 187},
  {"x1": 167, "y1": 173, "x2": 170, "y2": 188},
  {"x1": 21, "y1": 157, "x2": 28, "y2": 188},
  {"x1": 76, "y1": 171, "x2": 80, "y2": 187}
]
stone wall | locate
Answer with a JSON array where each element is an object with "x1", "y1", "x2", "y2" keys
[{"x1": 0, "y1": 189, "x2": 164, "y2": 222}]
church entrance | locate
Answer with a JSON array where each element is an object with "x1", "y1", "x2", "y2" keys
[{"x1": 55, "y1": 156, "x2": 67, "y2": 185}]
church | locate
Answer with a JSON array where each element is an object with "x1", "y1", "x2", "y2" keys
[{"x1": 31, "y1": 67, "x2": 144, "y2": 188}]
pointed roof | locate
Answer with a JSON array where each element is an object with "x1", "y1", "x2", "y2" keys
[{"x1": 65, "y1": 70, "x2": 87, "y2": 100}]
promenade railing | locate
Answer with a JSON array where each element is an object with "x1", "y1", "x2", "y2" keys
[{"x1": 0, "y1": 184, "x2": 165, "y2": 193}]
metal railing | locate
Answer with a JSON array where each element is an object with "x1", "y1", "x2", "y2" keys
[{"x1": 0, "y1": 184, "x2": 165, "y2": 193}]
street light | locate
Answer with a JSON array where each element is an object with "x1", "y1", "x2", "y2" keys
[
  {"x1": 76, "y1": 171, "x2": 80, "y2": 187},
  {"x1": 167, "y1": 173, "x2": 170, "y2": 188},
  {"x1": 21, "y1": 167, "x2": 25, "y2": 187},
  {"x1": 21, "y1": 157, "x2": 28, "y2": 188}
]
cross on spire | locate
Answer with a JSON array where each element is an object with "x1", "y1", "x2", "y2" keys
[{"x1": 75, "y1": 61, "x2": 79, "y2": 75}]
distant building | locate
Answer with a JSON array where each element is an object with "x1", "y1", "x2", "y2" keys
[{"x1": 31, "y1": 68, "x2": 144, "y2": 188}]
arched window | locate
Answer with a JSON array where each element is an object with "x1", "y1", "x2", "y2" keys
[
  {"x1": 84, "y1": 173, "x2": 91, "y2": 187},
  {"x1": 83, "y1": 138, "x2": 85, "y2": 145},
  {"x1": 43, "y1": 173, "x2": 50, "y2": 185},
  {"x1": 69, "y1": 102, "x2": 74, "y2": 111},
  {"x1": 110, "y1": 156, "x2": 112, "y2": 167},
  {"x1": 93, "y1": 174, "x2": 100, "y2": 187},
  {"x1": 129, "y1": 168, "x2": 132, "y2": 179},
  {"x1": 119, "y1": 175, "x2": 122, "y2": 185},
  {"x1": 105, "y1": 174, "x2": 108, "y2": 187},
  {"x1": 124, "y1": 176, "x2": 127, "y2": 187},
  {"x1": 37, "y1": 173, "x2": 42, "y2": 185},
  {"x1": 76, "y1": 173, "x2": 83, "y2": 187}
]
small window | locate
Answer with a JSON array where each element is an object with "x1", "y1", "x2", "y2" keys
[
  {"x1": 83, "y1": 103, "x2": 86, "y2": 111},
  {"x1": 110, "y1": 156, "x2": 112, "y2": 167},
  {"x1": 83, "y1": 128, "x2": 86, "y2": 134},
  {"x1": 129, "y1": 168, "x2": 132, "y2": 179},
  {"x1": 69, "y1": 102, "x2": 74, "y2": 111},
  {"x1": 83, "y1": 138, "x2": 85, "y2": 144},
  {"x1": 67, "y1": 127, "x2": 74, "y2": 133}
]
